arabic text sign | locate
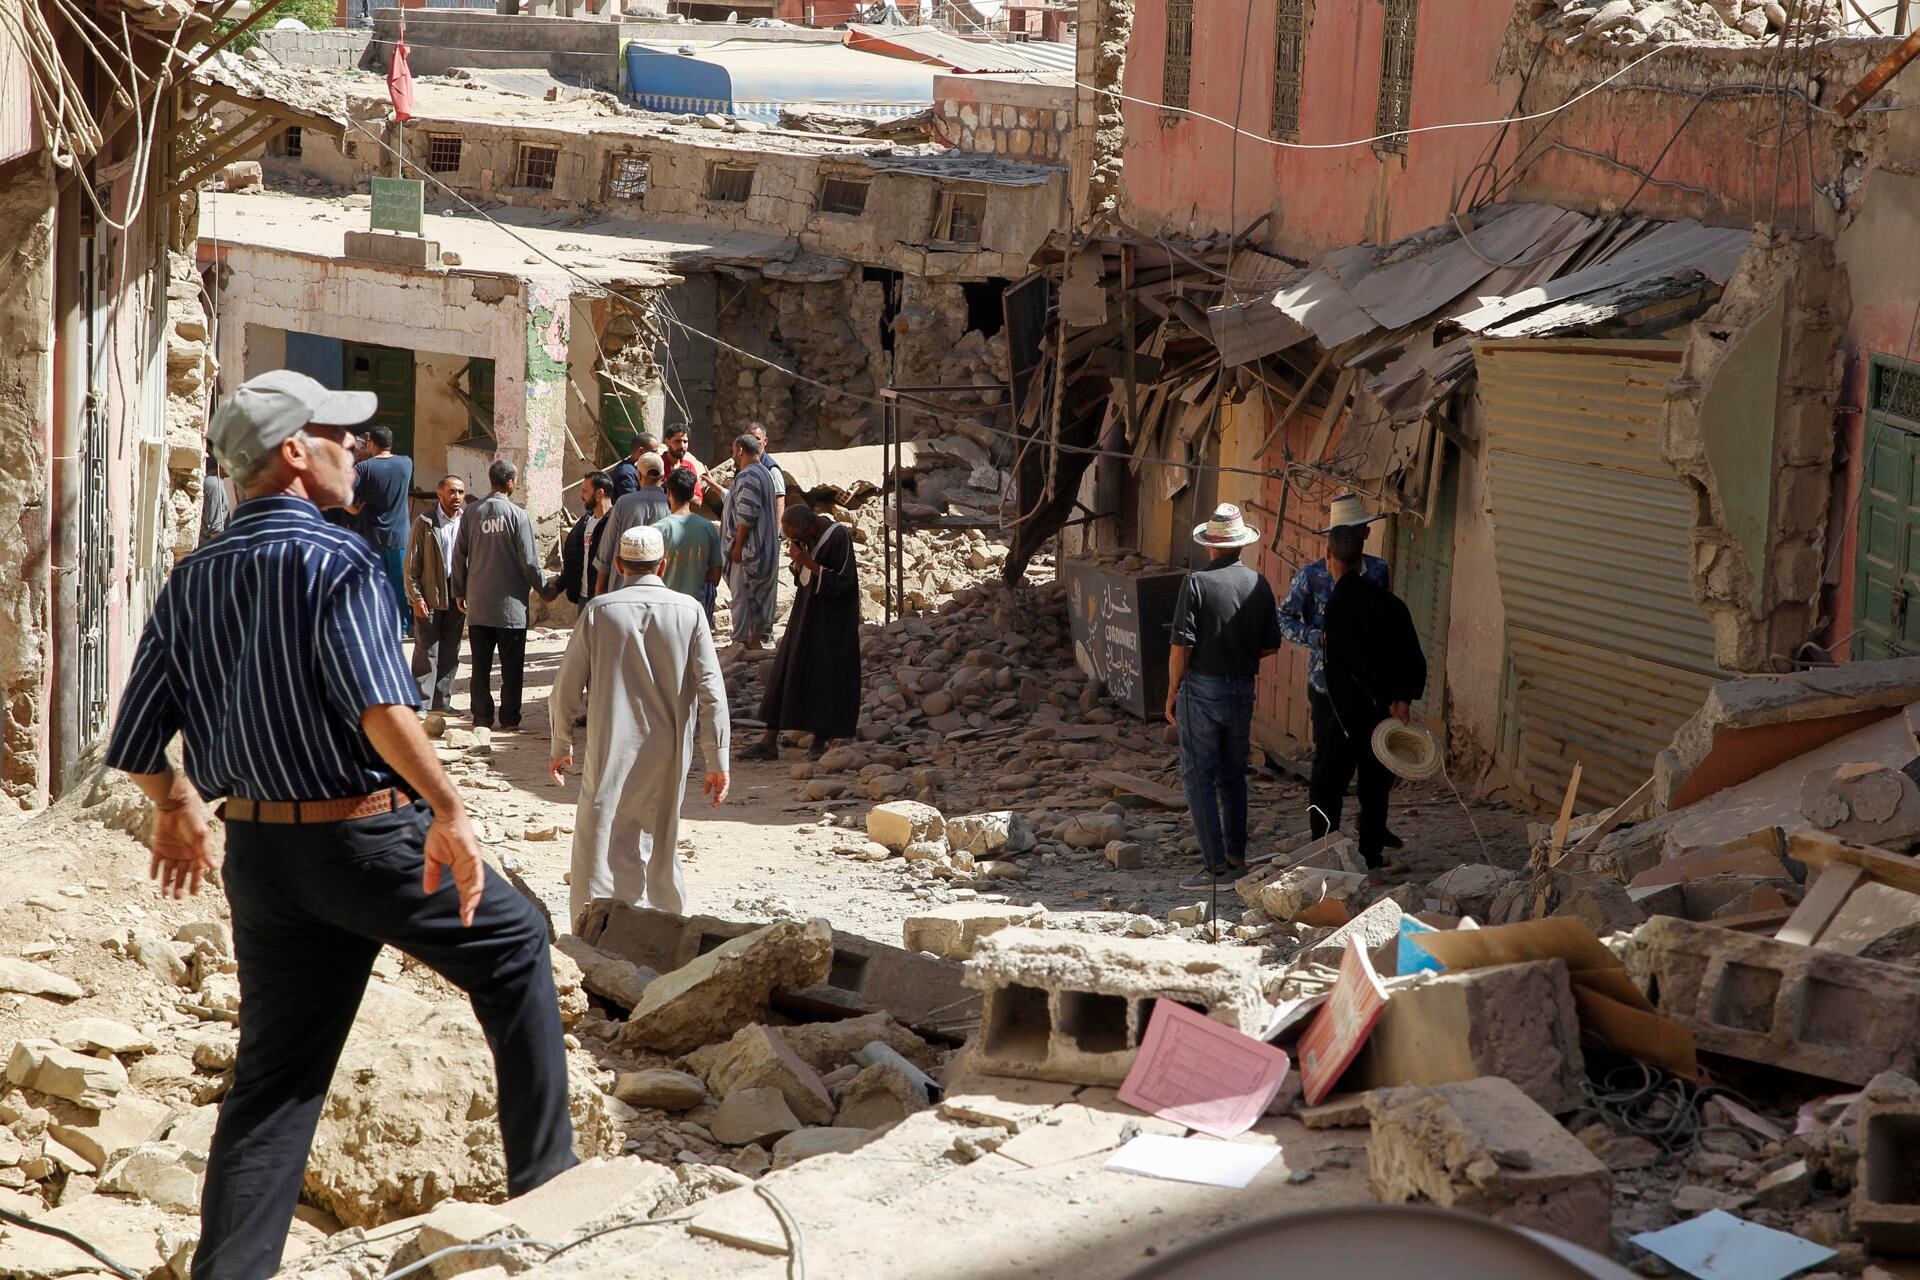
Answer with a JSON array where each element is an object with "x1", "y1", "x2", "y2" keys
[{"x1": 370, "y1": 177, "x2": 424, "y2": 235}]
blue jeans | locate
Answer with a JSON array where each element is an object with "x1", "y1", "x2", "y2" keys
[{"x1": 1177, "y1": 673, "x2": 1255, "y2": 873}]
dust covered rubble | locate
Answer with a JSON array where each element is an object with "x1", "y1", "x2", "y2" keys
[{"x1": 1524, "y1": 0, "x2": 1843, "y2": 48}]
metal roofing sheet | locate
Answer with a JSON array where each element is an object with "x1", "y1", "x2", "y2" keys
[
  {"x1": 1348, "y1": 203, "x2": 1569, "y2": 332},
  {"x1": 844, "y1": 24, "x2": 1072, "y2": 73},
  {"x1": 1450, "y1": 221, "x2": 1750, "y2": 334}
]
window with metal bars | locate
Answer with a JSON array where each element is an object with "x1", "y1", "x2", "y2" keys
[
  {"x1": 1374, "y1": 0, "x2": 1417, "y2": 156},
  {"x1": 707, "y1": 163, "x2": 755, "y2": 203},
  {"x1": 818, "y1": 175, "x2": 870, "y2": 216},
  {"x1": 609, "y1": 153, "x2": 649, "y2": 200},
  {"x1": 1162, "y1": 0, "x2": 1194, "y2": 113},
  {"x1": 1272, "y1": 0, "x2": 1306, "y2": 141},
  {"x1": 272, "y1": 126, "x2": 302, "y2": 158},
  {"x1": 516, "y1": 143, "x2": 559, "y2": 191},
  {"x1": 427, "y1": 134, "x2": 462, "y2": 173}
]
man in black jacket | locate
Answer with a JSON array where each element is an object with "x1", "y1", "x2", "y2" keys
[
  {"x1": 554, "y1": 471, "x2": 614, "y2": 607},
  {"x1": 1316, "y1": 525, "x2": 1427, "y2": 874}
]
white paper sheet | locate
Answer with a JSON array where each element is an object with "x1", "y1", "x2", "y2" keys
[
  {"x1": 1630, "y1": 1210, "x2": 1835, "y2": 1280},
  {"x1": 1102, "y1": 1135, "x2": 1281, "y2": 1189}
]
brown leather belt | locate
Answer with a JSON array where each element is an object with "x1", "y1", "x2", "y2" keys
[{"x1": 222, "y1": 788, "x2": 413, "y2": 825}]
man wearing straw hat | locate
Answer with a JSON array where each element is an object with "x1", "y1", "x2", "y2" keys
[
  {"x1": 1284, "y1": 493, "x2": 1423, "y2": 873},
  {"x1": 1165, "y1": 504, "x2": 1283, "y2": 889}
]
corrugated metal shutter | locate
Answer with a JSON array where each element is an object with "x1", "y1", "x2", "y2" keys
[{"x1": 1476, "y1": 339, "x2": 1722, "y2": 809}]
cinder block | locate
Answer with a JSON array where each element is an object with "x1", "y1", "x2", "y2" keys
[
  {"x1": 343, "y1": 231, "x2": 443, "y2": 270},
  {"x1": 579, "y1": 900, "x2": 973, "y2": 1035},
  {"x1": 961, "y1": 928, "x2": 1264, "y2": 1086},
  {"x1": 1622, "y1": 916, "x2": 1920, "y2": 1084},
  {"x1": 1366, "y1": 1077, "x2": 1611, "y2": 1255},
  {"x1": 1348, "y1": 960, "x2": 1586, "y2": 1113},
  {"x1": 1854, "y1": 1071, "x2": 1920, "y2": 1253}
]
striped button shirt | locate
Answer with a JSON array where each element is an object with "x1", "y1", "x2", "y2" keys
[{"x1": 104, "y1": 495, "x2": 420, "y2": 801}]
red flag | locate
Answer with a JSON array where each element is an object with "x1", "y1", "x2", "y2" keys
[{"x1": 387, "y1": 40, "x2": 414, "y2": 122}]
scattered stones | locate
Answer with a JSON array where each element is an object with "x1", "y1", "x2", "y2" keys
[
  {"x1": 945, "y1": 811, "x2": 1037, "y2": 857},
  {"x1": 1104, "y1": 841, "x2": 1143, "y2": 870},
  {"x1": 709, "y1": 1087, "x2": 802, "y2": 1147},
  {"x1": 770, "y1": 1127, "x2": 873, "y2": 1169},
  {"x1": 866, "y1": 802, "x2": 946, "y2": 852},
  {"x1": 7, "y1": 1040, "x2": 127, "y2": 1108},
  {"x1": 704, "y1": 1026, "x2": 836, "y2": 1126},
  {"x1": 100, "y1": 1140, "x2": 205, "y2": 1213},
  {"x1": 834, "y1": 1062, "x2": 926, "y2": 1130},
  {"x1": 50, "y1": 1094, "x2": 173, "y2": 1171},
  {"x1": 1054, "y1": 813, "x2": 1125, "y2": 850},
  {"x1": 612, "y1": 1069, "x2": 708, "y2": 1112},
  {"x1": 52, "y1": 1018, "x2": 150, "y2": 1057},
  {"x1": 902, "y1": 902, "x2": 1047, "y2": 961},
  {"x1": 0, "y1": 959, "x2": 85, "y2": 1002}
]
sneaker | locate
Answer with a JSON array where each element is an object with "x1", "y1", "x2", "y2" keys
[
  {"x1": 1383, "y1": 829, "x2": 1405, "y2": 850},
  {"x1": 1177, "y1": 871, "x2": 1229, "y2": 891}
]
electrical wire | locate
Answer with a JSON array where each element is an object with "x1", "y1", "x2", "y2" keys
[{"x1": 0, "y1": 1207, "x2": 142, "y2": 1280}]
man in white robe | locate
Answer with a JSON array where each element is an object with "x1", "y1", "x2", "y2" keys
[{"x1": 549, "y1": 525, "x2": 730, "y2": 928}]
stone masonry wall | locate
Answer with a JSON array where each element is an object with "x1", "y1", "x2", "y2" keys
[{"x1": 930, "y1": 84, "x2": 1073, "y2": 164}]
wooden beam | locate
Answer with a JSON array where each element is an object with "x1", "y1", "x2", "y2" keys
[
  {"x1": 1255, "y1": 348, "x2": 1332, "y2": 459},
  {"x1": 162, "y1": 114, "x2": 291, "y2": 201},
  {"x1": 1788, "y1": 829, "x2": 1920, "y2": 898},
  {"x1": 1775, "y1": 862, "x2": 1866, "y2": 947},
  {"x1": 1565, "y1": 776, "x2": 1655, "y2": 859},
  {"x1": 1550, "y1": 762, "x2": 1584, "y2": 852},
  {"x1": 1088, "y1": 770, "x2": 1188, "y2": 808},
  {"x1": 1302, "y1": 366, "x2": 1358, "y2": 465},
  {"x1": 173, "y1": 105, "x2": 275, "y2": 179}
]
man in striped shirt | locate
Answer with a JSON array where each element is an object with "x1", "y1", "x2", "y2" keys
[{"x1": 105, "y1": 370, "x2": 575, "y2": 1280}]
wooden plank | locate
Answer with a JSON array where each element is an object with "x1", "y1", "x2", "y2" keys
[
  {"x1": 1789, "y1": 829, "x2": 1920, "y2": 898},
  {"x1": 1565, "y1": 776, "x2": 1656, "y2": 858},
  {"x1": 1255, "y1": 348, "x2": 1332, "y2": 460},
  {"x1": 1709, "y1": 908, "x2": 1798, "y2": 933},
  {"x1": 1088, "y1": 770, "x2": 1187, "y2": 808},
  {"x1": 1302, "y1": 366, "x2": 1358, "y2": 465},
  {"x1": 1550, "y1": 762, "x2": 1584, "y2": 852},
  {"x1": 1776, "y1": 862, "x2": 1867, "y2": 946}
]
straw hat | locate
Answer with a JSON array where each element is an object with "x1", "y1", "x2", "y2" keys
[
  {"x1": 1192, "y1": 503, "x2": 1261, "y2": 548},
  {"x1": 1316, "y1": 492, "x2": 1387, "y2": 534},
  {"x1": 1372, "y1": 719, "x2": 1441, "y2": 781}
]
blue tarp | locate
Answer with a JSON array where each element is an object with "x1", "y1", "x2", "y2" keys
[{"x1": 625, "y1": 41, "x2": 936, "y2": 120}]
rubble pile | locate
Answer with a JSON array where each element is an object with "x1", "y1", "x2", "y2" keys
[{"x1": 1524, "y1": 0, "x2": 1844, "y2": 47}]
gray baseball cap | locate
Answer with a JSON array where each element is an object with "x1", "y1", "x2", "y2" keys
[{"x1": 208, "y1": 370, "x2": 377, "y2": 473}]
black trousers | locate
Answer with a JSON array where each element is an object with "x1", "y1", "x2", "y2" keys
[
  {"x1": 1308, "y1": 688, "x2": 1396, "y2": 868},
  {"x1": 193, "y1": 803, "x2": 576, "y2": 1280},
  {"x1": 467, "y1": 624, "x2": 527, "y2": 728},
  {"x1": 411, "y1": 608, "x2": 465, "y2": 712}
]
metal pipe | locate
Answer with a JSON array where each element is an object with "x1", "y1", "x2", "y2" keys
[
  {"x1": 1836, "y1": 26, "x2": 1920, "y2": 117},
  {"x1": 50, "y1": 179, "x2": 82, "y2": 798}
]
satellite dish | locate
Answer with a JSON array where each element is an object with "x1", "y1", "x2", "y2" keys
[{"x1": 726, "y1": 9, "x2": 738, "y2": 19}]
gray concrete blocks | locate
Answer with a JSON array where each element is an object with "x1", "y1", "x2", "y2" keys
[
  {"x1": 1621, "y1": 916, "x2": 1920, "y2": 1084},
  {"x1": 1348, "y1": 960, "x2": 1587, "y2": 1113},
  {"x1": 1854, "y1": 1070, "x2": 1920, "y2": 1253},
  {"x1": 961, "y1": 927, "x2": 1265, "y2": 1086},
  {"x1": 343, "y1": 231, "x2": 443, "y2": 270},
  {"x1": 1366, "y1": 1077, "x2": 1612, "y2": 1255}
]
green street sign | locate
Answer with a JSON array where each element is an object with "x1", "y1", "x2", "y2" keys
[{"x1": 370, "y1": 177, "x2": 424, "y2": 234}]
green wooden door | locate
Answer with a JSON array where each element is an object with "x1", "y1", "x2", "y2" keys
[
  {"x1": 1391, "y1": 444, "x2": 1458, "y2": 727},
  {"x1": 1854, "y1": 357, "x2": 1920, "y2": 660},
  {"x1": 343, "y1": 342, "x2": 416, "y2": 458}
]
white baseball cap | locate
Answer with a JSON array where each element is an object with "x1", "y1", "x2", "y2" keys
[
  {"x1": 620, "y1": 524, "x2": 666, "y2": 563},
  {"x1": 209, "y1": 370, "x2": 377, "y2": 473}
]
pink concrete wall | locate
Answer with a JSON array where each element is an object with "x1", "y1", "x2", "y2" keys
[{"x1": 1117, "y1": 0, "x2": 1520, "y2": 254}]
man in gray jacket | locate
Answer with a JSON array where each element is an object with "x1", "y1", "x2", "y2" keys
[
  {"x1": 406, "y1": 474, "x2": 466, "y2": 713},
  {"x1": 452, "y1": 460, "x2": 548, "y2": 731}
]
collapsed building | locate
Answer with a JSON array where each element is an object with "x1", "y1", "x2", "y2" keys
[{"x1": 1005, "y1": 0, "x2": 1920, "y2": 819}]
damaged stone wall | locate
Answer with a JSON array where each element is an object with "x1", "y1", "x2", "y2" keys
[
  {"x1": 709, "y1": 272, "x2": 1009, "y2": 451},
  {"x1": 0, "y1": 156, "x2": 55, "y2": 809},
  {"x1": 1664, "y1": 230, "x2": 1848, "y2": 671},
  {"x1": 161, "y1": 253, "x2": 213, "y2": 571},
  {"x1": 1074, "y1": 0, "x2": 1135, "y2": 224}
]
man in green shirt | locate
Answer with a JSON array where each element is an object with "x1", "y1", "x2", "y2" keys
[{"x1": 654, "y1": 467, "x2": 724, "y2": 605}]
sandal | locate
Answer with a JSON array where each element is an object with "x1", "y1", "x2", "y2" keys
[{"x1": 739, "y1": 743, "x2": 779, "y2": 762}]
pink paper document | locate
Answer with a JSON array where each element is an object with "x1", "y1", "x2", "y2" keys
[{"x1": 1116, "y1": 1001, "x2": 1292, "y2": 1138}]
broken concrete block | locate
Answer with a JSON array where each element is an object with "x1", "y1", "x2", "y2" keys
[
  {"x1": 1428, "y1": 864, "x2": 1519, "y2": 918},
  {"x1": 414, "y1": 1200, "x2": 531, "y2": 1278},
  {"x1": 1298, "y1": 1092, "x2": 1374, "y2": 1129},
  {"x1": 902, "y1": 902, "x2": 1046, "y2": 961},
  {"x1": 1751, "y1": 1157, "x2": 1811, "y2": 1209},
  {"x1": 1800, "y1": 762, "x2": 1920, "y2": 847},
  {"x1": 49, "y1": 1093, "x2": 173, "y2": 1169},
  {"x1": 866, "y1": 801, "x2": 945, "y2": 851},
  {"x1": 1366, "y1": 1077, "x2": 1612, "y2": 1255},
  {"x1": 770, "y1": 1126, "x2": 874, "y2": 1169},
  {"x1": 1622, "y1": 916, "x2": 1920, "y2": 1084},
  {"x1": 1820, "y1": 882, "x2": 1920, "y2": 957},
  {"x1": 1103, "y1": 841, "x2": 1143, "y2": 870},
  {"x1": 1302, "y1": 897, "x2": 1405, "y2": 964},
  {"x1": 1054, "y1": 812, "x2": 1126, "y2": 849},
  {"x1": 0, "y1": 959, "x2": 85, "y2": 1001},
  {"x1": 612, "y1": 1069, "x2": 706, "y2": 1111},
  {"x1": 553, "y1": 936, "x2": 656, "y2": 1012},
  {"x1": 705, "y1": 1026, "x2": 835, "y2": 1126},
  {"x1": 834, "y1": 1062, "x2": 925, "y2": 1130},
  {"x1": 1234, "y1": 836, "x2": 1363, "y2": 906},
  {"x1": 1552, "y1": 874, "x2": 1648, "y2": 938},
  {"x1": 7, "y1": 1040, "x2": 126, "y2": 1108},
  {"x1": 945, "y1": 811, "x2": 1035, "y2": 857},
  {"x1": 52, "y1": 1019, "x2": 151, "y2": 1057},
  {"x1": 1854, "y1": 1071, "x2": 1920, "y2": 1252},
  {"x1": 709, "y1": 1087, "x2": 801, "y2": 1147},
  {"x1": 623, "y1": 919, "x2": 833, "y2": 1054},
  {"x1": 1257, "y1": 867, "x2": 1367, "y2": 923},
  {"x1": 1166, "y1": 901, "x2": 1209, "y2": 927},
  {"x1": 963, "y1": 927, "x2": 1264, "y2": 1086},
  {"x1": 1348, "y1": 961, "x2": 1587, "y2": 1114},
  {"x1": 129, "y1": 930, "x2": 189, "y2": 987},
  {"x1": 99, "y1": 1140, "x2": 204, "y2": 1213},
  {"x1": 585, "y1": 902, "x2": 971, "y2": 1034},
  {"x1": 500, "y1": 1156, "x2": 676, "y2": 1240}
]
